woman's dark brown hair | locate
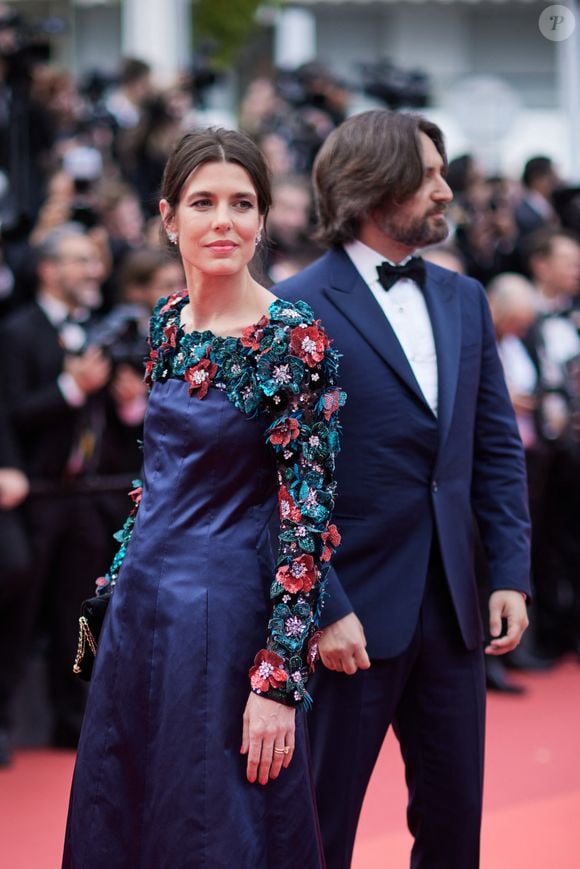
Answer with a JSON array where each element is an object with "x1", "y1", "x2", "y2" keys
[
  {"x1": 312, "y1": 110, "x2": 447, "y2": 247},
  {"x1": 160, "y1": 128, "x2": 272, "y2": 221}
]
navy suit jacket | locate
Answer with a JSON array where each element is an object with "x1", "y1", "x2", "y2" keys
[{"x1": 275, "y1": 249, "x2": 531, "y2": 658}]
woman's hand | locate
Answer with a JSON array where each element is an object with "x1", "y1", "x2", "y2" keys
[{"x1": 241, "y1": 692, "x2": 295, "y2": 785}]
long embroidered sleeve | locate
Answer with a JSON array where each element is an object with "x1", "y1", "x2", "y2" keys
[{"x1": 245, "y1": 302, "x2": 345, "y2": 706}]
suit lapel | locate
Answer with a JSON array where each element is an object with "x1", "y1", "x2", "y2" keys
[
  {"x1": 322, "y1": 251, "x2": 463, "y2": 451},
  {"x1": 324, "y1": 250, "x2": 430, "y2": 409},
  {"x1": 422, "y1": 265, "x2": 462, "y2": 455}
]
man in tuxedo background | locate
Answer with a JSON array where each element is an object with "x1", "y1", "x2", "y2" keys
[
  {"x1": 275, "y1": 110, "x2": 531, "y2": 868},
  {"x1": 0, "y1": 224, "x2": 145, "y2": 747},
  {"x1": 0, "y1": 392, "x2": 31, "y2": 766},
  {"x1": 515, "y1": 156, "x2": 560, "y2": 240}
]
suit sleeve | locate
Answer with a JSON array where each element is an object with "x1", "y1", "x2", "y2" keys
[
  {"x1": 0, "y1": 320, "x2": 79, "y2": 433},
  {"x1": 317, "y1": 563, "x2": 354, "y2": 627},
  {"x1": 471, "y1": 282, "x2": 531, "y2": 596},
  {"x1": 0, "y1": 399, "x2": 22, "y2": 469}
]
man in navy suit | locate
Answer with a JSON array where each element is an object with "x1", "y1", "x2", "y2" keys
[{"x1": 275, "y1": 110, "x2": 531, "y2": 868}]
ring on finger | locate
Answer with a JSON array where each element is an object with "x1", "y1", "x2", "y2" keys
[{"x1": 273, "y1": 746, "x2": 289, "y2": 755}]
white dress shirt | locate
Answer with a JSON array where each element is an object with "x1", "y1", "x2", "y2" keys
[
  {"x1": 37, "y1": 292, "x2": 87, "y2": 407},
  {"x1": 497, "y1": 335, "x2": 538, "y2": 449},
  {"x1": 344, "y1": 239, "x2": 439, "y2": 415}
]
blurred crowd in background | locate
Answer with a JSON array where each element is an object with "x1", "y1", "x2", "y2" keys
[{"x1": 0, "y1": 48, "x2": 579, "y2": 765}]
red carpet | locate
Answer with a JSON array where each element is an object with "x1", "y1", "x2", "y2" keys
[
  {"x1": 0, "y1": 661, "x2": 579, "y2": 868},
  {"x1": 352, "y1": 659, "x2": 580, "y2": 868}
]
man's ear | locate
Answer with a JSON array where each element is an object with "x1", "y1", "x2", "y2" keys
[{"x1": 38, "y1": 258, "x2": 55, "y2": 288}]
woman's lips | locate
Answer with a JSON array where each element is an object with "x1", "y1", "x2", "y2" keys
[{"x1": 206, "y1": 241, "x2": 238, "y2": 251}]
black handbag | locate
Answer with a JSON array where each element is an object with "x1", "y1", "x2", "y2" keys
[{"x1": 72, "y1": 592, "x2": 111, "y2": 681}]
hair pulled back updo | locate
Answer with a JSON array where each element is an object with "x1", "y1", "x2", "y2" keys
[{"x1": 160, "y1": 128, "x2": 272, "y2": 221}]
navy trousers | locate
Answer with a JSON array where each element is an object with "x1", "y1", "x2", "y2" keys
[{"x1": 309, "y1": 548, "x2": 486, "y2": 869}]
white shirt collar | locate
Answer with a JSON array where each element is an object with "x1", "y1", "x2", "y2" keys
[
  {"x1": 344, "y1": 239, "x2": 413, "y2": 288},
  {"x1": 37, "y1": 291, "x2": 71, "y2": 327}
]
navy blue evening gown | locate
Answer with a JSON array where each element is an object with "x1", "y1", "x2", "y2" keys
[{"x1": 62, "y1": 295, "x2": 344, "y2": 869}]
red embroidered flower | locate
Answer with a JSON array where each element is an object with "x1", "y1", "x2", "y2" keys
[
  {"x1": 162, "y1": 323, "x2": 178, "y2": 348},
  {"x1": 307, "y1": 630, "x2": 323, "y2": 673},
  {"x1": 144, "y1": 349, "x2": 159, "y2": 384},
  {"x1": 321, "y1": 388, "x2": 345, "y2": 421},
  {"x1": 321, "y1": 523, "x2": 341, "y2": 562},
  {"x1": 249, "y1": 649, "x2": 288, "y2": 693},
  {"x1": 278, "y1": 485, "x2": 302, "y2": 523},
  {"x1": 129, "y1": 485, "x2": 143, "y2": 510},
  {"x1": 289, "y1": 322, "x2": 329, "y2": 367},
  {"x1": 268, "y1": 417, "x2": 301, "y2": 448},
  {"x1": 240, "y1": 315, "x2": 269, "y2": 351},
  {"x1": 276, "y1": 554, "x2": 317, "y2": 594},
  {"x1": 159, "y1": 290, "x2": 187, "y2": 315},
  {"x1": 184, "y1": 358, "x2": 218, "y2": 399}
]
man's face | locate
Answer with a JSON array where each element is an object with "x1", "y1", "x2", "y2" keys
[
  {"x1": 546, "y1": 237, "x2": 580, "y2": 297},
  {"x1": 269, "y1": 184, "x2": 311, "y2": 244},
  {"x1": 51, "y1": 235, "x2": 104, "y2": 309},
  {"x1": 374, "y1": 132, "x2": 453, "y2": 250},
  {"x1": 533, "y1": 236, "x2": 580, "y2": 298}
]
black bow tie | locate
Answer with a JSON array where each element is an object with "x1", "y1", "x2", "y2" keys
[{"x1": 377, "y1": 257, "x2": 425, "y2": 291}]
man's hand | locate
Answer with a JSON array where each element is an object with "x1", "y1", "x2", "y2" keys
[
  {"x1": 318, "y1": 612, "x2": 371, "y2": 675},
  {"x1": 0, "y1": 468, "x2": 29, "y2": 509},
  {"x1": 64, "y1": 347, "x2": 111, "y2": 395},
  {"x1": 111, "y1": 364, "x2": 147, "y2": 405},
  {"x1": 485, "y1": 590, "x2": 529, "y2": 656},
  {"x1": 241, "y1": 692, "x2": 295, "y2": 785}
]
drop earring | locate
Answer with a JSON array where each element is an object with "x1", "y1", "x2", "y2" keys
[
  {"x1": 167, "y1": 230, "x2": 178, "y2": 245},
  {"x1": 255, "y1": 232, "x2": 262, "y2": 246}
]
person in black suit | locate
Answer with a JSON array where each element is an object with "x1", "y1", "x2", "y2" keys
[
  {"x1": 0, "y1": 391, "x2": 31, "y2": 765},
  {"x1": 0, "y1": 224, "x2": 146, "y2": 747},
  {"x1": 275, "y1": 110, "x2": 531, "y2": 869},
  {"x1": 515, "y1": 156, "x2": 560, "y2": 240},
  {"x1": 521, "y1": 229, "x2": 580, "y2": 658}
]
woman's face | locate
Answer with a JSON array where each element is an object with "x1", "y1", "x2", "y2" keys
[{"x1": 161, "y1": 161, "x2": 263, "y2": 279}]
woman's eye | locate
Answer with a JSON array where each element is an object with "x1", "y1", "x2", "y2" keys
[
  {"x1": 192, "y1": 199, "x2": 212, "y2": 208},
  {"x1": 235, "y1": 200, "x2": 254, "y2": 210}
]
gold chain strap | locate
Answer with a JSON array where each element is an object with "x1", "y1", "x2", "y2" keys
[{"x1": 72, "y1": 616, "x2": 98, "y2": 674}]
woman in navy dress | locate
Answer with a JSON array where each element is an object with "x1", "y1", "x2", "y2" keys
[{"x1": 62, "y1": 129, "x2": 344, "y2": 868}]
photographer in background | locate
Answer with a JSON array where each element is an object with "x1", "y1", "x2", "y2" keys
[
  {"x1": 0, "y1": 390, "x2": 31, "y2": 766},
  {"x1": 262, "y1": 174, "x2": 321, "y2": 281},
  {"x1": 522, "y1": 229, "x2": 580, "y2": 659},
  {"x1": 446, "y1": 154, "x2": 519, "y2": 285},
  {"x1": 89, "y1": 246, "x2": 184, "y2": 381},
  {"x1": 0, "y1": 223, "x2": 146, "y2": 748},
  {"x1": 515, "y1": 156, "x2": 561, "y2": 241},
  {"x1": 522, "y1": 229, "x2": 580, "y2": 657}
]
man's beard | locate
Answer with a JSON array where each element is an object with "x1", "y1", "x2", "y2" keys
[{"x1": 379, "y1": 209, "x2": 449, "y2": 249}]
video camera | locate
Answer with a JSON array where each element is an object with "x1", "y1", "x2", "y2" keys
[
  {"x1": 276, "y1": 60, "x2": 430, "y2": 113},
  {"x1": 0, "y1": 9, "x2": 66, "y2": 79},
  {"x1": 358, "y1": 61, "x2": 430, "y2": 110},
  {"x1": 86, "y1": 304, "x2": 149, "y2": 372}
]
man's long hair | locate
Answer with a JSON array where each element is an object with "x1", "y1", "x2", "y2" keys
[{"x1": 313, "y1": 110, "x2": 447, "y2": 248}]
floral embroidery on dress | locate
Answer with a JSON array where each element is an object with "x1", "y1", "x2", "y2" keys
[
  {"x1": 107, "y1": 292, "x2": 345, "y2": 707},
  {"x1": 95, "y1": 483, "x2": 142, "y2": 595}
]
